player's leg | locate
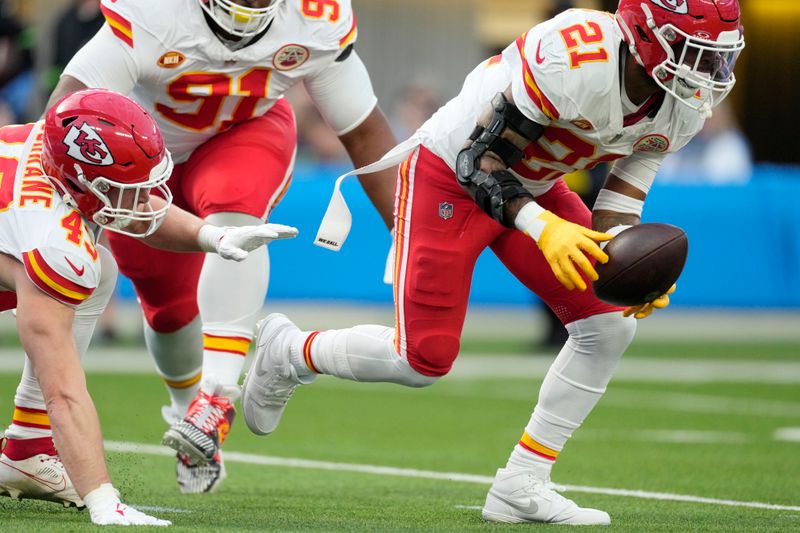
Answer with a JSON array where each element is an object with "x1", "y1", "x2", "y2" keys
[
  {"x1": 1, "y1": 245, "x2": 117, "y2": 507},
  {"x1": 106, "y1": 217, "x2": 212, "y2": 492},
  {"x1": 242, "y1": 146, "x2": 501, "y2": 435},
  {"x1": 482, "y1": 180, "x2": 634, "y2": 525},
  {"x1": 161, "y1": 99, "x2": 296, "y2": 482},
  {"x1": 106, "y1": 224, "x2": 205, "y2": 422},
  {"x1": 191, "y1": 99, "x2": 296, "y2": 393}
]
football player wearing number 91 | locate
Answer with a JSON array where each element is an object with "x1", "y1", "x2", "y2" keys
[
  {"x1": 240, "y1": 0, "x2": 745, "y2": 525},
  {"x1": 0, "y1": 88, "x2": 297, "y2": 525},
  {"x1": 47, "y1": 0, "x2": 398, "y2": 494}
]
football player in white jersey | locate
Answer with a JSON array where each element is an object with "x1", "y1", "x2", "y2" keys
[
  {"x1": 241, "y1": 0, "x2": 744, "y2": 525},
  {"x1": 0, "y1": 88, "x2": 297, "y2": 525},
  {"x1": 47, "y1": 0, "x2": 398, "y2": 493}
]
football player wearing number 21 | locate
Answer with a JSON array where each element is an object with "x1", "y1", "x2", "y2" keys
[
  {"x1": 242, "y1": 0, "x2": 745, "y2": 525},
  {"x1": 48, "y1": 0, "x2": 398, "y2": 494}
]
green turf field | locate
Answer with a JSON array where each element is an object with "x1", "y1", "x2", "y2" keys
[{"x1": 1, "y1": 338, "x2": 799, "y2": 531}]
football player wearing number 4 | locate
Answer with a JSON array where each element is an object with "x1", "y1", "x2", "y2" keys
[
  {"x1": 48, "y1": 0, "x2": 398, "y2": 493},
  {"x1": 0, "y1": 89, "x2": 297, "y2": 525},
  {"x1": 241, "y1": 0, "x2": 745, "y2": 525}
]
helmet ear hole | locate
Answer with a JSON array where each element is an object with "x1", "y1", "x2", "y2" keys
[{"x1": 636, "y1": 25, "x2": 651, "y2": 43}]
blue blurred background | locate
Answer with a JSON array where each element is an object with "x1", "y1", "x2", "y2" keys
[{"x1": 1, "y1": 0, "x2": 797, "y2": 343}]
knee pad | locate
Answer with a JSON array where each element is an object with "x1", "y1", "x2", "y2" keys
[
  {"x1": 558, "y1": 312, "x2": 637, "y2": 387},
  {"x1": 406, "y1": 329, "x2": 461, "y2": 378},
  {"x1": 204, "y1": 212, "x2": 263, "y2": 227},
  {"x1": 199, "y1": 212, "x2": 268, "y2": 335}
]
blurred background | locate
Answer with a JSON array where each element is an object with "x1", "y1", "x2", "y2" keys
[{"x1": 0, "y1": 0, "x2": 798, "y2": 347}]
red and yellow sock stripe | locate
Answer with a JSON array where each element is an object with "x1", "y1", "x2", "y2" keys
[
  {"x1": 303, "y1": 331, "x2": 321, "y2": 374},
  {"x1": 12, "y1": 406, "x2": 50, "y2": 430},
  {"x1": 203, "y1": 333, "x2": 251, "y2": 357},
  {"x1": 162, "y1": 371, "x2": 202, "y2": 390},
  {"x1": 519, "y1": 432, "x2": 560, "y2": 461}
]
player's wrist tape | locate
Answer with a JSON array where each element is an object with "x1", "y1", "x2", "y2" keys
[
  {"x1": 594, "y1": 188, "x2": 645, "y2": 216},
  {"x1": 83, "y1": 483, "x2": 120, "y2": 511},
  {"x1": 514, "y1": 201, "x2": 546, "y2": 241},
  {"x1": 599, "y1": 224, "x2": 632, "y2": 250},
  {"x1": 197, "y1": 224, "x2": 225, "y2": 253}
]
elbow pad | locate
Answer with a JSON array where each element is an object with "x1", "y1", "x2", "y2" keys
[{"x1": 455, "y1": 162, "x2": 533, "y2": 227}]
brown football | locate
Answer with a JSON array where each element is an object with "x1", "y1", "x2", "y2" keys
[{"x1": 593, "y1": 223, "x2": 688, "y2": 307}]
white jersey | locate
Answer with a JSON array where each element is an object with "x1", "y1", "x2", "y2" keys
[
  {"x1": 0, "y1": 122, "x2": 100, "y2": 307},
  {"x1": 63, "y1": 0, "x2": 377, "y2": 163},
  {"x1": 417, "y1": 9, "x2": 706, "y2": 196}
]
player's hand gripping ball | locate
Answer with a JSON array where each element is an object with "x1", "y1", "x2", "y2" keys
[{"x1": 592, "y1": 223, "x2": 688, "y2": 307}]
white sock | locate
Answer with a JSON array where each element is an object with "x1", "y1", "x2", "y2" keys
[
  {"x1": 6, "y1": 357, "x2": 49, "y2": 439},
  {"x1": 300, "y1": 325, "x2": 436, "y2": 387},
  {"x1": 144, "y1": 317, "x2": 203, "y2": 416},
  {"x1": 199, "y1": 212, "x2": 268, "y2": 390},
  {"x1": 521, "y1": 312, "x2": 636, "y2": 458}
]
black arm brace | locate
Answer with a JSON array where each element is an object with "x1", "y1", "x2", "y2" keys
[{"x1": 455, "y1": 92, "x2": 545, "y2": 227}]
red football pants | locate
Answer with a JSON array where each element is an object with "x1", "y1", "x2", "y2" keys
[
  {"x1": 393, "y1": 145, "x2": 622, "y2": 376},
  {"x1": 106, "y1": 99, "x2": 297, "y2": 332}
]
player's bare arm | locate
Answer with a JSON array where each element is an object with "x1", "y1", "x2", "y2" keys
[
  {"x1": 592, "y1": 156, "x2": 674, "y2": 318},
  {"x1": 4, "y1": 254, "x2": 112, "y2": 499},
  {"x1": 46, "y1": 76, "x2": 88, "y2": 111},
  {"x1": 134, "y1": 196, "x2": 298, "y2": 261},
  {"x1": 339, "y1": 106, "x2": 397, "y2": 229},
  {"x1": 592, "y1": 173, "x2": 645, "y2": 233},
  {"x1": 457, "y1": 86, "x2": 535, "y2": 224}
]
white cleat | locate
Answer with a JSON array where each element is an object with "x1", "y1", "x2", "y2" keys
[
  {"x1": 0, "y1": 452, "x2": 84, "y2": 508},
  {"x1": 241, "y1": 313, "x2": 315, "y2": 436},
  {"x1": 482, "y1": 468, "x2": 611, "y2": 525}
]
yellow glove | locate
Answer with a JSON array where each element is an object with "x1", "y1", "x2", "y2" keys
[
  {"x1": 515, "y1": 203, "x2": 612, "y2": 291},
  {"x1": 623, "y1": 284, "x2": 676, "y2": 319}
]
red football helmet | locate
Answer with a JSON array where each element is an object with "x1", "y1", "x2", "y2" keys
[
  {"x1": 199, "y1": 0, "x2": 285, "y2": 42},
  {"x1": 42, "y1": 89, "x2": 173, "y2": 237},
  {"x1": 616, "y1": 0, "x2": 745, "y2": 115}
]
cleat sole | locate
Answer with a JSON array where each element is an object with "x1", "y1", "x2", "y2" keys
[{"x1": 162, "y1": 430, "x2": 211, "y2": 465}]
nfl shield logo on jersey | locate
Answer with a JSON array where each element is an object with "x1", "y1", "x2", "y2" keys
[{"x1": 438, "y1": 201, "x2": 453, "y2": 220}]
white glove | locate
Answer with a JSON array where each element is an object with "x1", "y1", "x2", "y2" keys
[
  {"x1": 84, "y1": 483, "x2": 171, "y2": 526},
  {"x1": 198, "y1": 223, "x2": 299, "y2": 261}
]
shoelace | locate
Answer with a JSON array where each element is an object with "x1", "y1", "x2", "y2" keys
[
  {"x1": 525, "y1": 474, "x2": 569, "y2": 501},
  {"x1": 186, "y1": 395, "x2": 230, "y2": 434},
  {"x1": 256, "y1": 379, "x2": 296, "y2": 407}
]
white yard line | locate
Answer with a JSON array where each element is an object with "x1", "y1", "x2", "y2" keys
[
  {"x1": 575, "y1": 429, "x2": 753, "y2": 444},
  {"x1": 133, "y1": 505, "x2": 192, "y2": 513},
  {"x1": 449, "y1": 356, "x2": 800, "y2": 383},
  {"x1": 1, "y1": 349, "x2": 799, "y2": 384},
  {"x1": 775, "y1": 428, "x2": 800, "y2": 442},
  {"x1": 600, "y1": 390, "x2": 800, "y2": 419},
  {"x1": 104, "y1": 440, "x2": 800, "y2": 513}
]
